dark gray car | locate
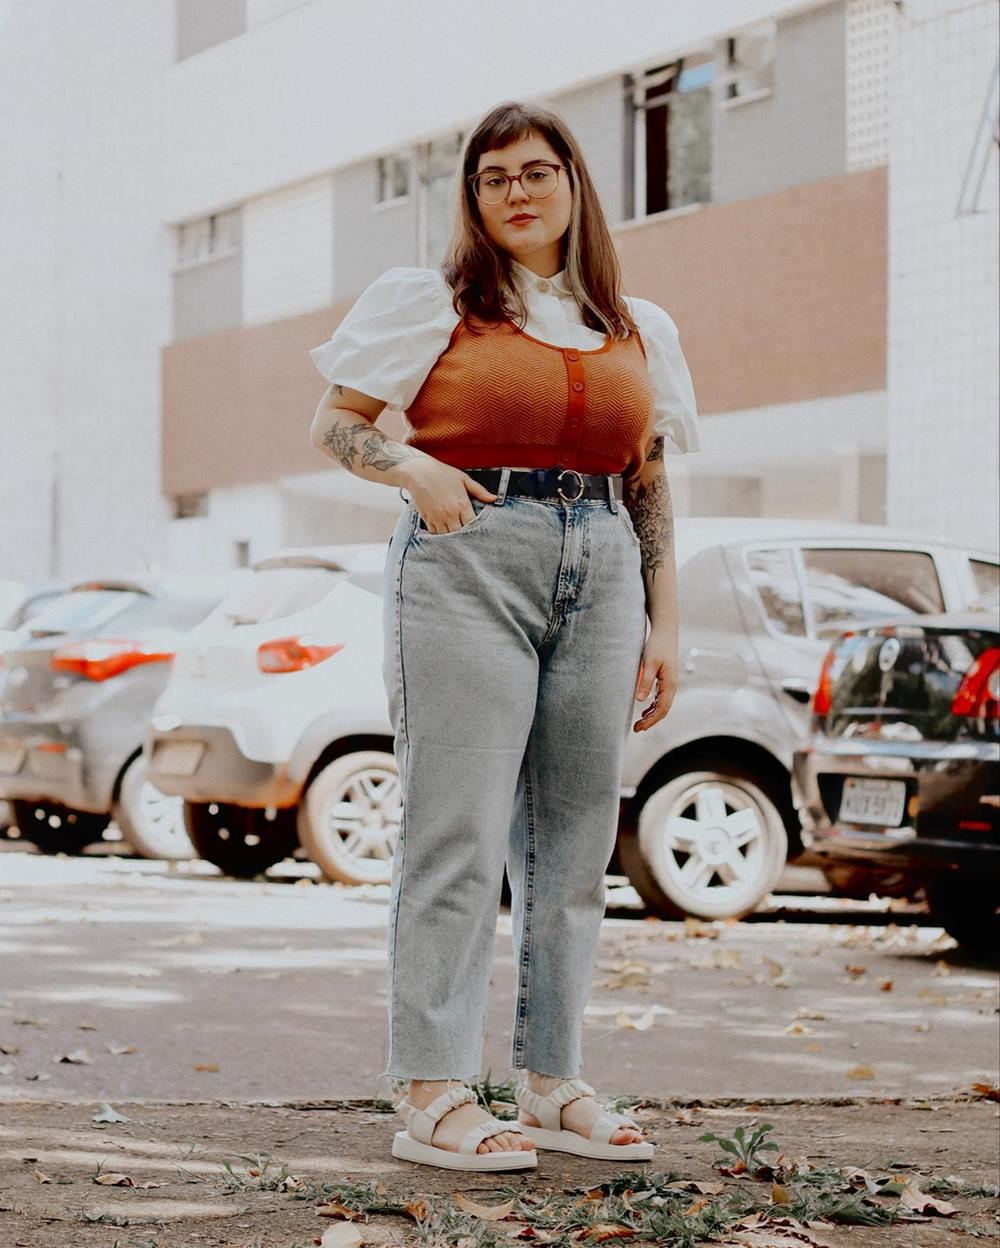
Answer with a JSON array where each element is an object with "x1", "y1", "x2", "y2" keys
[{"x1": 0, "y1": 575, "x2": 242, "y2": 856}]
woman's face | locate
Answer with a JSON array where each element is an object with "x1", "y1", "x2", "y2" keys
[{"x1": 474, "y1": 131, "x2": 572, "y2": 272}]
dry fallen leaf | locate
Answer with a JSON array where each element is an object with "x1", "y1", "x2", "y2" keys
[
  {"x1": 613, "y1": 1005, "x2": 668, "y2": 1031},
  {"x1": 795, "y1": 1007, "x2": 827, "y2": 1021},
  {"x1": 846, "y1": 1064, "x2": 876, "y2": 1080},
  {"x1": 77, "y1": 1022, "x2": 98, "y2": 1031},
  {"x1": 683, "y1": 917, "x2": 719, "y2": 939},
  {"x1": 54, "y1": 1049, "x2": 93, "y2": 1065},
  {"x1": 899, "y1": 1182, "x2": 958, "y2": 1217},
  {"x1": 844, "y1": 964, "x2": 866, "y2": 978},
  {"x1": 784, "y1": 1022, "x2": 815, "y2": 1036},
  {"x1": 573, "y1": 1225, "x2": 636, "y2": 1242},
  {"x1": 0, "y1": 1063, "x2": 14, "y2": 1076},
  {"x1": 682, "y1": 1198, "x2": 711, "y2": 1216},
  {"x1": 452, "y1": 1194, "x2": 516, "y2": 1220},
  {"x1": 803, "y1": 1042, "x2": 824, "y2": 1054},
  {"x1": 879, "y1": 979, "x2": 893, "y2": 992},
  {"x1": 319, "y1": 1225, "x2": 364, "y2": 1248},
  {"x1": 0, "y1": 1042, "x2": 19, "y2": 1055},
  {"x1": 403, "y1": 1198, "x2": 429, "y2": 1221},
  {"x1": 316, "y1": 1201, "x2": 364, "y2": 1220},
  {"x1": 92, "y1": 1103, "x2": 130, "y2": 1124},
  {"x1": 771, "y1": 1183, "x2": 793, "y2": 1205},
  {"x1": 932, "y1": 960, "x2": 951, "y2": 978},
  {"x1": 32, "y1": 1170, "x2": 52, "y2": 1183},
  {"x1": 970, "y1": 1082, "x2": 1000, "y2": 1102},
  {"x1": 193, "y1": 1062, "x2": 219, "y2": 1072},
  {"x1": 94, "y1": 1172, "x2": 134, "y2": 1186},
  {"x1": 107, "y1": 1043, "x2": 138, "y2": 1056}
]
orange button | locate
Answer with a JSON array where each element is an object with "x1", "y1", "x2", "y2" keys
[
  {"x1": 572, "y1": 381, "x2": 584, "y2": 392},
  {"x1": 566, "y1": 351, "x2": 579, "y2": 362}
]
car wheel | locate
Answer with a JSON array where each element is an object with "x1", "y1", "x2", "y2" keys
[
  {"x1": 183, "y1": 801, "x2": 299, "y2": 878},
  {"x1": 620, "y1": 764, "x2": 788, "y2": 920},
  {"x1": 298, "y1": 750, "x2": 401, "y2": 885},
  {"x1": 925, "y1": 878, "x2": 999, "y2": 955},
  {"x1": 112, "y1": 754, "x2": 195, "y2": 861},
  {"x1": 11, "y1": 800, "x2": 109, "y2": 855}
]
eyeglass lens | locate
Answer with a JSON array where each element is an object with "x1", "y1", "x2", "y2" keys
[{"x1": 474, "y1": 165, "x2": 560, "y2": 204}]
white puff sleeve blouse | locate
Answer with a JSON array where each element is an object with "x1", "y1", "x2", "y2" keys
[{"x1": 308, "y1": 265, "x2": 701, "y2": 455}]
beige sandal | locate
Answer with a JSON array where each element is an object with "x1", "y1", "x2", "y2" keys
[
  {"x1": 514, "y1": 1076, "x2": 655, "y2": 1161},
  {"x1": 392, "y1": 1082, "x2": 538, "y2": 1172}
]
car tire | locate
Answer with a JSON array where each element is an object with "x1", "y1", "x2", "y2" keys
[
  {"x1": 298, "y1": 750, "x2": 401, "y2": 885},
  {"x1": 112, "y1": 755, "x2": 195, "y2": 861},
  {"x1": 925, "y1": 877, "x2": 999, "y2": 955},
  {"x1": 620, "y1": 762, "x2": 789, "y2": 920},
  {"x1": 11, "y1": 800, "x2": 109, "y2": 855},
  {"x1": 184, "y1": 801, "x2": 299, "y2": 878}
]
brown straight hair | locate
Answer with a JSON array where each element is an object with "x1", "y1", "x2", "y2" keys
[{"x1": 441, "y1": 100, "x2": 640, "y2": 340}]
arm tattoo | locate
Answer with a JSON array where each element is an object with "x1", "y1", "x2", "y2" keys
[
  {"x1": 625, "y1": 458, "x2": 674, "y2": 583},
  {"x1": 646, "y1": 435, "x2": 665, "y2": 462},
  {"x1": 321, "y1": 416, "x2": 418, "y2": 473}
]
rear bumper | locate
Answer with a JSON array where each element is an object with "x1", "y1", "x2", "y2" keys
[
  {"x1": 145, "y1": 724, "x2": 300, "y2": 808},
  {"x1": 0, "y1": 722, "x2": 118, "y2": 813},
  {"x1": 793, "y1": 736, "x2": 999, "y2": 879}
]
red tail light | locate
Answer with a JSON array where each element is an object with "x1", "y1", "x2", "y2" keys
[
  {"x1": 812, "y1": 645, "x2": 838, "y2": 716},
  {"x1": 951, "y1": 646, "x2": 1000, "y2": 719},
  {"x1": 50, "y1": 639, "x2": 174, "y2": 682},
  {"x1": 257, "y1": 636, "x2": 344, "y2": 674}
]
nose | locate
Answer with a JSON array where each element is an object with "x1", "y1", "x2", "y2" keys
[{"x1": 506, "y1": 176, "x2": 532, "y2": 207}]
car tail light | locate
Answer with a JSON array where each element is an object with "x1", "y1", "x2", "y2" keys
[
  {"x1": 951, "y1": 646, "x2": 1000, "y2": 719},
  {"x1": 257, "y1": 636, "x2": 344, "y2": 674},
  {"x1": 811, "y1": 644, "x2": 839, "y2": 716},
  {"x1": 50, "y1": 639, "x2": 174, "y2": 682}
]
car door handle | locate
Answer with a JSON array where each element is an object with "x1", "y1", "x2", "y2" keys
[{"x1": 781, "y1": 678, "x2": 814, "y2": 704}]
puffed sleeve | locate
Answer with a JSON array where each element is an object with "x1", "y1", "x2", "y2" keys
[
  {"x1": 628, "y1": 297, "x2": 702, "y2": 455},
  {"x1": 308, "y1": 267, "x2": 459, "y2": 411}
]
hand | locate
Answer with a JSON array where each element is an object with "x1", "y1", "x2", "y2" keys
[
  {"x1": 632, "y1": 634, "x2": 679, "y2": 732},
  {"x1": 399, "y1": 460, "x2": 498, "y2": 534}
]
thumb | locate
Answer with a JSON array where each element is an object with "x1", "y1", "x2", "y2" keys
[
  {"x1": 463, "y1": 475, "x2": 499, "y2": 501},
  {"x1": 635, "y1": 660, "x2": 653, "y2": 700}
]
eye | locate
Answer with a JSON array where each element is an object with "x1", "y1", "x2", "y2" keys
[{"x1": 482, "y1": 175, "x2": 506, "y2": 188}]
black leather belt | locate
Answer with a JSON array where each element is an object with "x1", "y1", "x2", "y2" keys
[{"x1": 465, "y1": 466, "x2": 625, "y2": 503}]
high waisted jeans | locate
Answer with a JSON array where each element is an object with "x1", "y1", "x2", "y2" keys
[{"x1": 379, "y1": 476, "x2": 647, "y2": 1081}]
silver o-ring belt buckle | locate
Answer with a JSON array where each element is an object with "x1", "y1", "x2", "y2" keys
[{"x1": 556, "y1": 468, "x2": 585, "y2": 502}]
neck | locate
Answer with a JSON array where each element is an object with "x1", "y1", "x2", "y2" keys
[{"x1": 510, "y1": 245, "x2": 563, "y2": 279}]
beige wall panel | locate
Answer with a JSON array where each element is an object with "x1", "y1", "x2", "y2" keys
[{"x1": 616, "y1": 165, "x2": 886, "y2": 415}]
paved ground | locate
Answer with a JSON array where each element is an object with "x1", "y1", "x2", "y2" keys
[{"x1": 0, "y1": 851, "x2": 996, "y2": 1104}]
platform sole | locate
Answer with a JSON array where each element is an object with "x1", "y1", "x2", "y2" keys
[
  {"x1": 391, "y1": 1130, "x2": 538, "y2": 1171},
  {"x1": 525, "y1": 1125, "x2": 655, "y2": 1161}
]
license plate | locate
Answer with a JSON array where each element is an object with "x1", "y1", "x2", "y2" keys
[
  {"x1": 0, "y1": 743, "x2": 25, "y2": 775},
  {"x1": 839, "y1": 777, "x2": 906, "y2": 827},
  {"x1": 154, "y1": 740, "x2": 205, "y2": 777}
]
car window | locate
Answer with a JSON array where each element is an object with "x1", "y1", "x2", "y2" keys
[
  {"x1": 970, "y1": 558, "x2": 1000, "y2": 598},
  {"x1": 16, "y1": 591, "x2": 64, "y2": 628},
  {"x1": 27, "y1": 589, "x2": 141, "y2": 637},
  {"x1": 207, "y1": 568, "x2": 343, "y2": 627},
  {"x1": 745, "y1": 548, "x2": 806, "y2": 637},
  {"x1": 801, "y1": 548, "x2": 944, "y2": 636}
]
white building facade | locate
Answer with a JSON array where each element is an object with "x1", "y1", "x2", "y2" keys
[{"x1": 0, "y1": 0, "x2": 996, "y2": 583}]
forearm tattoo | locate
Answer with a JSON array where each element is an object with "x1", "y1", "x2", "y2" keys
[
  {"x1": 320, "y1": 387, "x2": 418, "y2": 473},
  {"x1": 625, "y1": 439, "x2": 674, "y2": 582}
]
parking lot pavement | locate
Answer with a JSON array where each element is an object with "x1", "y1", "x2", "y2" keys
[{"x1": 0, "y1": 850, "x2": 996, "y2": 1105}]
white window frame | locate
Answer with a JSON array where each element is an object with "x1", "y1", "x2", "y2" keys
[
  {"x1": 374, "y1": 151, "x2": 413, "y2": 209},
  {"x1": 174, "y1": 207, "x2": 242, "y2": 273},
  {"x1": 717, "y1": 20, "x2": 776, "y2": 111}
]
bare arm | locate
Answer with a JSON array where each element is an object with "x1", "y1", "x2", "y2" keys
[
  {"x1": 308, "y1": 382, "x2": 498, "y2": 527},
  {"x1": 623, "y1": 434, "x2": 680, "y2": 731},
  {"x1": 309, "y1": 383, "x2": 432, "y2": 486}
]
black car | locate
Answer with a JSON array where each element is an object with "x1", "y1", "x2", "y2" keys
[{"x1": 792, "y1": 590, "x2": 999, "y2": 952}]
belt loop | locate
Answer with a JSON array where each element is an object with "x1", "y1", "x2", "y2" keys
[
  {"x1": 607, "y1": 475, "x2": 619, "y2": 513},
  {"x1": 399, "y1": 486, "x2": 412, "y2": 505},
  {"x1": 495, "y1": 466, "x2": 511, "y2": 506}
]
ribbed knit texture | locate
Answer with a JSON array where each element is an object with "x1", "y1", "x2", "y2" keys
[{"x1": 404, "y1": 318, "x2": 656, "y2": 479}]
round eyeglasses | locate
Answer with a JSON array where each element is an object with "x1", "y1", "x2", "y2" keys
[{"x1": 468, "y1": 161, "x2": 568, "y2": 206}]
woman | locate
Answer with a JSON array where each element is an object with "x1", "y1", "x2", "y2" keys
[{"x1": 308, "y1": 100, "x2": 700, "y2": 1173}]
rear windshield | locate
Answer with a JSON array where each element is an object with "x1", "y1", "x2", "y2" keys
[
  {"x1": 207, "y1": 568, "x2": 343, "y2": 626},
  {"x1": 27, "y1": 588, "x2": 218, "y2": 639},
  {"x1": 28, "y1": 590, "x2": 141, "y2": 637}
]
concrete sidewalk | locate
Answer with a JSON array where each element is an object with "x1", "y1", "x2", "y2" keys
[{"x1": 2, "y1": 1094, "x2": 998, "y2": 1246}]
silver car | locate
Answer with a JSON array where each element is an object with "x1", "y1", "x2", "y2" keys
[
  {"x1": 615, "y1": 519, "x2": 997, "y2": 918},
  {"x1": 0, "y1": 574, "x2": 243, "y2": 856}
]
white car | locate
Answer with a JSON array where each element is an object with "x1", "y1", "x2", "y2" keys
[
  {"x1": 147, "y1": 521, "x2": 997, "y2": 916},
  {"x1": 146, "y1": 545, "x2": 392, "y2": 878}
]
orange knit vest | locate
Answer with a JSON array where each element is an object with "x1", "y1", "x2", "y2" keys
[{"x1": 403, "y1": 318, "x2": 656, "y2": 480}]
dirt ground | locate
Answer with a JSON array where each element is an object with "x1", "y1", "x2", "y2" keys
[{"x1": 2, "y1": 1094, "x2": 997, "y2": 1247}]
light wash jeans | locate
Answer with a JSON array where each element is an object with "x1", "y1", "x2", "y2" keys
[{"x1": 380, "y1": 472, "x2": 647, "y2": 1081}]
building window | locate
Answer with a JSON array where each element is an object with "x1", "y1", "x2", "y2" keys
[
  {"x1": 175, "y1": 207, "x2": 242, "y2": 270},
  {"x1": 416, "y1": 132, "x2": 464, "y2": 266},
  {"x1": 233, "y1": 539, "x2": 250, "y2": 568},
  {"x1": 719, "y1": 21, "x2": 776, "y2": 106},
  {"x1": 376, "y1": 153, "x2": 412, "y2": 204},
  {"x1": 173, "y1": 492, "x2": 209, "y2": 519},
  {"x1": 625, "y1": 56, "x2": 714, "y2": 219}
]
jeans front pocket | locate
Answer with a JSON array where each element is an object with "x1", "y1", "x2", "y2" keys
[
  {"x1": 618, "y1": 502, "x2": 640, "y2": 547},
  {"x1": 413, "y1": 496, "x2": 496, "y2": 538}
]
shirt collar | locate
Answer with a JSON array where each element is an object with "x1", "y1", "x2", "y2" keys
[{"x1": 510, "y1": 258, "x2": 573, "y2": 298}]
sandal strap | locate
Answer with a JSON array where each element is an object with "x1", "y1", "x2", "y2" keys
[
  {"x1": 458, "y1": 1117, "x2": 525, "y2": 1155},
  {"x1": 589, "y1": 1109, "x2": 641, "y2": 1146},
  {"x1": 396, "y1": 1083, "x2": 477, "y2": 1145},
  {"x1": 513, "y1": 1077, "x2": 596, "y2": 1131}
]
